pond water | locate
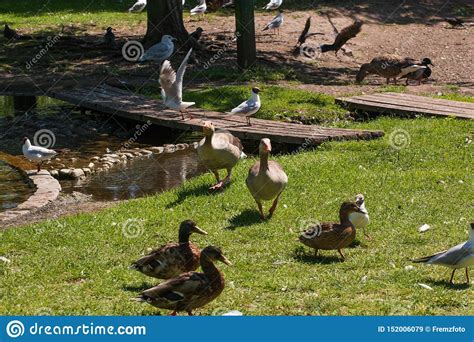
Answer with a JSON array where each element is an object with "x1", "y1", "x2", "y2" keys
[
  {"x1": 0, "y1": 161, "x2": 34, "y2": 212},
  {"x1": 0, "y1": 95, "x2": 205, "y2": 204}
]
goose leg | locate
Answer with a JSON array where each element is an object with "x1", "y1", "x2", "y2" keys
[
  {"x1": 268, "y1": 192, "x2": 282, "y2": 217},
  {"x1": 449, "y1": 269, "x2": 456, "y2": 284},
  {"x1": 209, "y1": 170, "x2": 223, "y2": 191},
  {"x1": 256, "y1": 201, "x2": 265, "y2": 219},
  {"x1": 337, "y1": 249, "x2": 345, "y2": 261},
  {"x1": 466, "y1": 268, "x2": 470, "y2": 284}
]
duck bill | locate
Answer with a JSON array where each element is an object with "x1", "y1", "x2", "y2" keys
[
  {"x1": 220, "y1": 255, "x2": 232, "y2": 266},
  {"x1": 193, "y1": 226, "x2": 208, "y2": 235}
]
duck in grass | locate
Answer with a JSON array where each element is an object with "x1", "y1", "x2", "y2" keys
[
  {"x1": 134, "y1": 246, "x2": 231, "y2": 316},
  {"x1": 197, "y1": 121, "x2": 246, "y2": 191},
  {"x1": 130, "y1": 220, "x2": 208, "y2": 279},
  {"x1": 298, "y1": 201, "x2": 365, "y2": 261},
  {"x1": 246, "y1": 138, "x2": 288, "y2": 219}
]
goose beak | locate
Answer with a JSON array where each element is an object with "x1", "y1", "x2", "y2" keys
[
  {"x1": 193, "y1": 226, "x2": 208, "y2": 235},
  {"x1": 220, "y1": 255, "x2": 232, "y2": 266}
]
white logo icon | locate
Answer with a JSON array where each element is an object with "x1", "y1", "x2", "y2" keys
[{"x1": 6, "y1": 320, "x2": 25, "y2": 338}]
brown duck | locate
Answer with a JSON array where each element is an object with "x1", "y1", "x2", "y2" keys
[
  {"x1": 298, "y1": 201, "x2": 364, "y2": 260},
  {"x1": 320, "y1": 19, "x2": 362, "y2": 55},
  {"x1": 135, "y1": 246, "x2": 231, "y2": 315},
  {"x1": 130, "y1": 220, "x2": 207, "y2": 279}
]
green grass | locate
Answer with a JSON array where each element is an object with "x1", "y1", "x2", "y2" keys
[
  {"x1": 1, "y1": 116, "x2": 473, "y2": 315},
  {"x1": 434, "y1": 92, "x2": 474, "y2": 103}
]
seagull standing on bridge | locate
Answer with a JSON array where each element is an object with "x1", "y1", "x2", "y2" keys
[
  {"x1": 159, "y1": 48, "x2": 195, "y2": 120},
  {"x1": 263, "y1": 0, "x2": 282, "y2": 10},
  {"x1": 263, "y1": 10, "x2": 284, "y2": 36},
  {"x1": 22, "y1": 137, "x2": 57, "y2": 172},
  {"x1": 229, "y1": 87, "x2": 261, "y2": 126},
  {"x1": 129, "y1": 0, "x2": 146, "y2": 12},
  {"x1": 138, "y1": 35, "x2": 176, "y2": 63},
  {"x1": 190, "y1": 0, "x2": 207, "y2": 19}
]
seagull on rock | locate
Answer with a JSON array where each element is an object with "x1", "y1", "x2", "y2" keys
[
  {"x1": 160, "y1": 48, "x2": 195, "y2": 120},
  {"x1": 22, "y1": 137, "x2": 57, "y2": 172},
  {"x1": 129, "y1": 0, "x2": 146, "y2": 13},
  {"x1": 139, "y1": 35, "x2": 176, "y2": 63},
  {"x1": 229, "y1": 87, "x2": 261, "y2": 126}
]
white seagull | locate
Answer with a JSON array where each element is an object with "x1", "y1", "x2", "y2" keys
[
  {"x1": 350, "y1": 194, "x2": 370, "y2": 239},
  {"x1": 229, "y1": 87, "x2": 261, "y2": 126},
  {"x1": 413, "y1": 222, "x2": 474, "y2": 284},
  {"x1": 263, "y1": 10, "x2": 284, "y2": 35},
  {"x1": 160, "y1": 48, "x2": 195, "y2": 120},
  {"x1": 190, "y1": 0, "x2": 207, "y2": 17},
  {"x1": 128, "y1": 0, "x2": 146, "y2": 13},
  {"x1": 138, "y1": 35, "x2": 176, "y2": 63},
  {"x1": 263, "y1": 0, "x2": 282, "y2": 10},
  {"x1": 22, "y1": 137, "x2": 57, "y2": 172}
]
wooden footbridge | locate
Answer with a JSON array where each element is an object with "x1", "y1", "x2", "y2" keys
[{"x1": 46, "y1": 85, "x2": 384, "y2": 146}]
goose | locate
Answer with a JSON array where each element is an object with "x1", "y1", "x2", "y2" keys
[
  {"x1": 104, "y1": 27, "x2": 116, "y2": 48},
  {"x1": 320, "y1": 19, "x2": 362, "y2": 55},
  {"x1": 130, "y1": 220, "x2": 208, "y2": 279},
  {"x1": 128, "y1": 0, "x2": 146, "y2": 13},
  {"x1": 246, "y1": 138, "x2": 288, "y2": 219},
  {"x1": 190, "y1": 0, "x2": 207, "y2": 18},
  {"x1": 134, "y1": 246, "x2": 231, "y2": 315},
  {"x1": 229, "y1": 87, "x2": 261, "y2": 126},
  {"x1": 138, "y1": 35, "x2": 176, "y2": 63},
  {"x1": 356, "y1": 56, "x2": 431, "y2": 84},
  {"x1": 197, "y1": 121, "x2": 246, "y2": 191},
  {"x1": 263, "y1": 0, "x2": 282, "y2": 10},
  {"x1": 159, "y1": 48, "x2": 195, "y2": 120},
  {"x1": 351, "y1": 194, "x2": 370, "y2": 239},
  {"x1": 413, "y1": 222, "x2": 474, "y2": 284},
  {"x1": 299, "y1": 201, "x2": 364, "y2": 260},
  {"x1": 263, "y1": 10, "x2": 284, "y2": 35},
  {"x1": 22, "y1": 137, "x2": 57, "y2": 172},
  {"x1": 399, "y1": 58, "x2": 433, "y2": 85}
]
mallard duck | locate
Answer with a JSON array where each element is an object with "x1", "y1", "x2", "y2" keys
[
  {"x1": 197, "y1": 121, "x2": 246, "y2": 191},
  {"x1": 320, "y1": 19, "x2": 362, "y2": 55},
  {"x1": 135, "y1": 246, "x2": 231, "y2": 315},
  {"x1": 413, "y1": 222, "x2": 474, "y2": 285},
  {"x1": 130, "y1": 220, "x2": 207, "y2": 279},
  {"x1": 298, "y1": 201, "x2": 364, "y2": 260},
  {"x1": 356, "y1": 56, "x2": 431, "y2": 84},
  {"x1": 399, "y1": 58, "x2": 433, "y2": 85},
  {"x1": 351, "y1": 194, "x2": 370, "y2": 239},
  {"x1": 246, "y1": 138, "x2": 288, "y2": 219}
]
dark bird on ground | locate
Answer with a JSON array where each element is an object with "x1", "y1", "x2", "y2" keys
[
  {"x1": 4, "y1": 24, "x2": 19, "y2": 40},
  {"x1": 104, "y1": 27, "x2": 116, "y2": 48},
  {"x1": 399, "y1": 58, "x2": 434, "y2": 85},
  {"x1": 293, "y1": 17, "x2": 323, "y2": 54},
  {"x1": 443, "y1": 17, "x2": 464, "y2": 28},
  {"x1": 320, "y1": 19, "x2": 362, "y2": 55},
  {"x1": 190, "y1": 27, "x2": 203, "y2": 41}
]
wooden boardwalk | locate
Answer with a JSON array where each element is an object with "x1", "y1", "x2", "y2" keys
[
  {"x1": 47, "y1": 85, "x2": 384, "y2": 146},
  {"x1": 336, "y1": 92, "x2": 474, "y2": 119}
]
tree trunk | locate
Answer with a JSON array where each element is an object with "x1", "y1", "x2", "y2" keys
[
  {"x1": 144, "y1": 0, "x2": 189, "y2": 48},
  {"x1": 235, "y1": 0, "x2": 257, "y2": 69}
]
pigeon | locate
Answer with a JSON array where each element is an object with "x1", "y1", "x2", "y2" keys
[
  {"x1": 190, "y1": 27, "x2": 203, "y2": 41},
  {"x1": 229, "y1": 87, "x2": 261, "y2": 126},
  {"x1": 190, "y1": 0, "x2": 207, "y2": 17},
  {"x1": 263, "y1": 0, "x2": 282, "y2": 10},
  {"x1": 138, "y1": 35, "x2": 176, "y2": 63},
  {"x1": 104, "y1": 27, "x2": 116, "y2": 48},
  {"x1": 263, "y1": 10, "x2": 284, "y2": 35},
  {"x1": 443, "y1": 17, "x2": 464, "y2": 28},
  {"x1": 320, "y1": 19, "x2": 363, "y2": 55},
  {"x1": 159, "y1": 48, "x2": 195, "y2": 120},
  {"x1": 22, "y1": 137, "x2": 57, "y2": 172},
  {"x1": 413, "y1": 222, "x2": 474, "y2": 285},
  {"x1": 129, "y1": 0, "x2": 147, "y2": 13}
]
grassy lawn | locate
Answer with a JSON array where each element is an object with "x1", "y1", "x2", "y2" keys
[{"x1": 1, "y1": 114, "x2": 472, "y2": 315}]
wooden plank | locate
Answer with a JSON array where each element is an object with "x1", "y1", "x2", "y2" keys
[{"x1": 379, "y1": 93, "x2": 474, "y2": 111}]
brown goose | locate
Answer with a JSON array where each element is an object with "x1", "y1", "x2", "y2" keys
[
  {"x1": 356, "y1": 55, "x2": 430, "y2": 84},
  {"x1": 246, "y1": 138, "x2": 288, "y2": 219},
  {"x1": 197, "y1": 121, "x2": 246, "y2": 191},
  {"x1": 135, "y1": 246, "x2": 231, "y2": 316},
  {"x1": 298, "y1": 201, "x2": 364, "y2": 261},
  {"x1": 130, "y1": 220, "x2": 207, "y2": 279},
  {"x1": 320, "y1": 19, "x2": 362, "y2": 55}
]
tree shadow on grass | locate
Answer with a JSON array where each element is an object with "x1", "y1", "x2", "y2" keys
[
  {"x1": 425, "y1": 278, "x2": 471, "y2": 291},
  {"x1": 292, "y1": 246, "x2": 342, "y2": 265},
  {"x1": 225, "y1": 209, "x2": 263, "y2": 230}
]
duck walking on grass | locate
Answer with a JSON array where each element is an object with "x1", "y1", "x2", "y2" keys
[
  {"x1": 130, "y1": 220, "x2": 208, "y2": 279},
  {"x1": 246, "y1": 138, "x2": 288, "y2": 219},
  {"x1": 298, "y1": 201, "x2": 364, "y2": 261},
  {"x1": 412, "y1": 222, "x2": 474, "y2": 285},
  {"x1": 135, "y1": 246, "x2": 231, "y2": 316},
  {"x1": 197, "y1": 121, "x2": 246, "y2": 191},
  {"x1": 22, "y1": 137, "x2": 57, "y2": 172}
]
